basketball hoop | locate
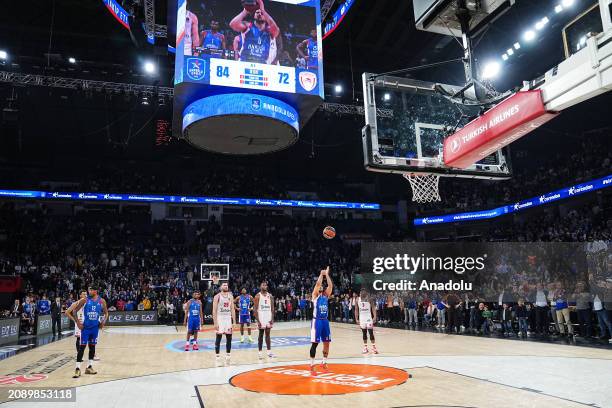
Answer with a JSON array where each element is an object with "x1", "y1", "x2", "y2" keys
[{"x1": 403, "y1": 173, "x2": 441, "y2": 203}]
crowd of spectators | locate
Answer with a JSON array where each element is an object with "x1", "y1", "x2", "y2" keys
[{"x1": 1, "y1": 188, "x2": 610, "y2": 345}]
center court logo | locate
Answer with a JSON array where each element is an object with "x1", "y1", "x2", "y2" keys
[{"x1": 230, "y1": 364, "x2": 409, "y2": 395}]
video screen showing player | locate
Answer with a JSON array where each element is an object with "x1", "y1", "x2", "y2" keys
[{"x1": 183, "y1": 0, "x2": 318, "y2": 68}]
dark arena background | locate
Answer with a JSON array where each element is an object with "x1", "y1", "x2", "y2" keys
[{"x1": 0, "y1": 0, "x2": 611, "y2": 407}]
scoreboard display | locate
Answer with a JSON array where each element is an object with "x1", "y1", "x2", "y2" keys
[{"x1": 175, "y1": 0, "x2": 323, "y2": 97}]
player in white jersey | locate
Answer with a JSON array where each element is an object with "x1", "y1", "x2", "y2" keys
[
  {"x1": 355, "y1": 289, "x2": 378, "y2": 354},
  {"x1": 253, "y1": 281, "x2": 275, "y2": 360},
  {"x1": 212, "y1": 282, "x2": 236, "y2": 364},
  {"x1": 184, "y1": 10, "x2": 200, "y2": 56}
]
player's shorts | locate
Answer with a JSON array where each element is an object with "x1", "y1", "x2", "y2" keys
[
  {"x1": 311, "y1": 318, "x2": 331, "y2": 343},
  {"x1": 359, "y1": 318, "x2": 374, "y2": 330},
  {"x1": 80, "y1": 326, "x2": 99, "y2": 345},
  {"x1": 239, "y1": 314, "x2": 251, "y2": 324},
  {"x1": 187, "y1": 318, "x2": 201, "y2": 332},
  {"x1": 217, "y1": 318, "x2": 233, "y2": 335},
  {"x1": 258, "y1": 319, "x2": 273, "y2": 329},
  {"x1": 257, "y1": 312, "x2": 272, "y2": 329}
]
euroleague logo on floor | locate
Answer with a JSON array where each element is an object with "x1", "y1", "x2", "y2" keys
[
  {"x1": 230, "y1": 364, "x2": 409, "y2": 395},
  {"x1": 165, "y1": 336, "x2": 311, "y2": 352}
]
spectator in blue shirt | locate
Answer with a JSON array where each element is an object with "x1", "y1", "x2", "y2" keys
[
  {"x1": 436, "y1": 298, "x2": 446, "y2": 329},
  {"x1": 125, "y1": 300, "x2": 136, "y2": 311},
  {"x1": 37, "y1": 294, "x2": 51, "y2": 315}
]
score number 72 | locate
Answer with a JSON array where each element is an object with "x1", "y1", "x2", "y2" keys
[{"x1": 278, "y1": 72, "x2": 289, "y2": 85}]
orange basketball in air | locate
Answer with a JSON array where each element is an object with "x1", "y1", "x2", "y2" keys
[{"x1": 323, "y1": 226, "x2": 336, "y2": 239}]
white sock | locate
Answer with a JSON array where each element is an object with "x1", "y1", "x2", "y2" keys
[
  {"x1": 75, "y1": 362, "x2": 81, "y2": 369},
  {"x1": 322, "y1": 357, "x2": 327, "y2": 364},
  {"x1": 88, "y1": 360, "x2": 93, "y2": 367},
  {"x1": 185, "y1": 341, "x2": 189, "y2": 346},
  {"x1": 310, "y1": 358, "x2": 315, "y2": 366}
]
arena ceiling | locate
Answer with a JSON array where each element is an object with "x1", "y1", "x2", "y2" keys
[
  {"x1": 0, "y1": 0, "x2": 583, "y2": 90},
  {"x1": 0, "y1": 0, "x2": 610, "y2": 184}
]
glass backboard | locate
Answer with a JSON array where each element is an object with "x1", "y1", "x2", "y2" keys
[{"x1": 362, "y1": 73, "x2": 512, "y2": 180}]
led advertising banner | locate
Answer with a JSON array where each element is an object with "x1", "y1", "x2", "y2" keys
[
  {"x1": 0, "y1": 318, "x2": 19, "y2": 346},
  {"x1": 102, "y1": 0, "x2": 131, "y2": 30},
  {"x1": 0, "y1": 189, "x2": 380, "y2": 210},
  {"x1": 322, "y1": 0, "x2": 355, "y2": 39},
  {"x1": 175, "y1": 0, "x2": 323, "y2": 97},
  {"x1": 107, "y1": 311, "x2": 158, "y2": 326},
  {"x1": 414, "y1": 174, "x2": 612, "y2": 226}
]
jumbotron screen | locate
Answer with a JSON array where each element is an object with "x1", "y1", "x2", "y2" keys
[{"x1": 175, "y1": 0, "x2": 323, "y2": 96}]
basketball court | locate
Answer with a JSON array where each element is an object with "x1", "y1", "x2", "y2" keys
[
  {"x1": 0, "y1": 0, "x2": 611, "y2": 407},
  {"x1": 1, "y1": 321, "x2": 611, "y2": 407}
]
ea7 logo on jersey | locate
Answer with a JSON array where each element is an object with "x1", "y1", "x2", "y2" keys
[{"x1": 299, "y1": 71, "x2": 318, "y2": 92}]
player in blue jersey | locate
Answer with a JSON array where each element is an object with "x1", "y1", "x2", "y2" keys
[
  {"x1": 296, "y1": 29, "x2": 319, "y2": 70},
  {"x1": 200, "y1": 20, "x2": 226, "y2": 51},
  {"x1": 67, "y1": 284, "x2": 108, "y2": 378},
  {"x1": 183, "y1": 290, "x2": 204, "y2": 351},
  {"x1": 309, "y1": 266, "x2": 333, "y2": 373},
  {"x1": 230, "y1": 0, "x2": 280, "y2": 64},
  {"x1": 235, "y1": 288, "x2": 254, "y2": 343}
]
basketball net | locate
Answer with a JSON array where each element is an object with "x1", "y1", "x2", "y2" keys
[{"x1": 403, "y1": 173, "x2": 441, "y2": 203}]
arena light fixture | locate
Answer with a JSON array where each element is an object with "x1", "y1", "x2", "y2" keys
[
  {"x1": 535, "y1": 17, "x2": 549, "y2": 30},
  {"x1": 68, "y1": 57, "x2": 76, "y2": 64},
  {"x1": 555, "y1": 4, "x2": 563, "y2": 13},
  {"x1": 514, "y1": 42, "x2": 521, "y2": 50},
  {"x1": 524, "y1": 30, "x2": 536, "y2": 42},
  {"x1": 0, "y1": 50, "x2": 7, "y2": 60},
  {"x1": 507, "y1": 48, "x2": 514, "y2": 56},
  {"x1": 334, "y1": 84, "x2": 343, "y2": 94},
  {"x1": 502, "y1": 53, "x2": 509, "y2": 61},
  {"x1": 383, "y1": 93, "x2": 391, "y2": 101},
  {"x1": 143, "y1": 61, "x2": 156, "y2": 74},
  {"x1": 481, "y1": 61, "x2": 501, "y2": 79},
  {"x1": 562, "y1": 0, "x2": 574, "y2": 7}
]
